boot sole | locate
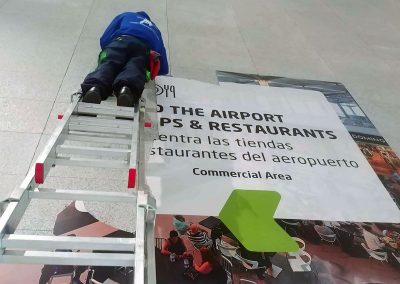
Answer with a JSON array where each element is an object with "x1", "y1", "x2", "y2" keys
[
  {"x1": 117, "y1": 94, "x2": 135, "y2": 108},
  {"x1": 82, "y1": 92, "x2": 102, "y2": 104}
]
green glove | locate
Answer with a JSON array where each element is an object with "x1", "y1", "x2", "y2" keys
[
  {"x1": 146, "y1": 70, "x2": 151, "y2": 82},
  {"x1": 98, "y1": 50, "x2": 107, "y2": 65}
]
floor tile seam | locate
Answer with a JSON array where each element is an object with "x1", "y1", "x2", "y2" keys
[
  {"x1": 323, "y1": 0, "x2": 397, "y2": 66},
  {"x1": 286, "y1": 2, "x2": 340, "y2": 74},
  {"x1": 170, "y1": 64, "x2": 217, "y2": 71},
  {"x1": 170, "y1": 60, "x2": 254, "y2": 72},
  {"x1": 26, "y1": 0, "x2": 96, "y2": 177},
  {"x1": 0, "y1": 173, "x2": 26, "y2": 179},
  {"x1": 0, "y1": 129, "x2": 43, "y2": 135},
  {"x1": 229, "y1": 1, "x2": 311, "y2": 77},
  {"x1": 232, "y1": 0, "x2": 277, "y2": 74},
  {"x1": 53, "y1": 0, "x2": 96, "y2": 103},
  {"x1": 0, "y1": 68, "x2": 71, "y2": 78},
  {"x1": 0, "y1": 127, "x2": 45, "y2": 135},
  {"x1": 0, "y1": 172, "x2": 20, "y2": 175},
  {"x1": 0, "y1": 5, "x2": 88, "y2": 19},
  {"x1": 0, "y1": 96, "x2": 58, "y2": 102},
  {"x1": 328, "y1": 0, "x2": 400, "y2": 35},
  {"x1": 274, "y1": 2, "x2": 339, "y2": 81}
]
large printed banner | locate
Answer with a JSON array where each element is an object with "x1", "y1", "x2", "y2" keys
[{"x1": 148, "y1": 77, "x2": 400, "y2": 222}]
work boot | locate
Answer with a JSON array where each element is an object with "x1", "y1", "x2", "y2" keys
[
  {"x1": 116, "y1": 86, "x2": 140, "y2": 107},
  {"x1": 82, "y1": 86, "x2": 102, "y2": 104}
]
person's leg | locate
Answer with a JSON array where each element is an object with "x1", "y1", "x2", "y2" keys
[
  {"x1": 113, "y1": 55, "x2": 147, "y2": 106},
  {"x1": 38, "y1": 265, "x2": 56, "y2": 284},
  {"x1": 113, "y1": 37, "x2": 149, "y2": 107},
  {"x1": 81, "y1": 37, "x2": 131, "y2": 101}
]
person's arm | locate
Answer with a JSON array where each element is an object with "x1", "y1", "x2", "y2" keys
[
  {"x1": 161, "y1": 240, "x2": 171, "y2": 255},
  {"x1": 194, "y1": 261, "x2": 213, "y2": 274},
  {"x1": 100, "y1": 13, "x2": 126, "y2": 49}
]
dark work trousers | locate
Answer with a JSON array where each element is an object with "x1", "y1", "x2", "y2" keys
[{"x1": 81, "y1": 36, "x2": 149, "y2": 100}]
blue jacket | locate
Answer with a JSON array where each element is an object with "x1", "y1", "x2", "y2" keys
[{"x1": 100, "y1": 11, "x2": 169, "y2": 75}]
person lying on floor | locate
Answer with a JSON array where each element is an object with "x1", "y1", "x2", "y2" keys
[{"x1": 81, "y1": 11, "x2": 168, "y2": 107}]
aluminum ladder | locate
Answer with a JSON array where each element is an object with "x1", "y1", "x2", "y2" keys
[{"x1": 0, "y1": 82, "x2": 158, "y2": 284}]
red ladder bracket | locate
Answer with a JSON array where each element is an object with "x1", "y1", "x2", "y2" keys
[
  {"x1": 128, "y1": 168, "x2": 137, "y2": 188},
  {"x1": 35, "y1": 163, "x2": 44, "y2": 184}
]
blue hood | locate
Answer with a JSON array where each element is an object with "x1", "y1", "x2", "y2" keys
[{"x1": 100, "y1": 12, "x2": 169, "y2": 75}]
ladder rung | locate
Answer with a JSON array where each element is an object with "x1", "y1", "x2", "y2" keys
[
  {"x1": 77, "y1": 102, "x2": 134, "y2": 118},
  {"x1": 70, "y1": 116, "x2": 133, "y2": 129},
  {"x1": 69, "y1": 123, "x2": 133, "y2": 135},
  {"x1": 30, "y1": 188, "x2": 136, "y2": 203},
  {"x1": 66, "y1": 134, "x2": 132, "y2": 145},
  {"x1": 1, "y1": 250, "x2": 135, "y2": 266},
  {"x1": 55, "y1": 157, "x2": 128, "y2": 169},
  {"x1": 69, "y1": 130, "x2": 129, "y2": 139},
  {"x1": 56, "y1": 145, "x2": 130, "y2": 159},
  {"x1": 2, "y1": 235, "x2": 135, "y2": 252}
]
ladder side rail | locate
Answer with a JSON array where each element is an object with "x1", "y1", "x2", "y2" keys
[
  {"x1": 1, "y1": 87, "x2": 161, "y2": 281},
  {"x1": 35, "y1": 96, "x2": 81, "y2": 184},
  {"x1": 1, "y1": 164, "x2": 40, "y2": 244},
  {"x1": 142, "y1": 83, "x2": 158, "y2": 284},
  {"x1": 134, "y1": 194, "x2": 156, "y2": 284},
  {"x1": 146, "y1": 223, "x2": 156, "y2": 284},
  {"x1": 2, "y1": 235, "x2": 135, "y2": 252},
  {"x1": 134, "y1": 192, "x2": 147, "y2": 284},
  {"x1": 133, "y1": 98, "x2": 147, "y2": 283},
  {"x1": 127, "y1": 103, "x2": 141, "y2": 189},
  {"x1": 144, "y1": 195, "x2": 157, "y2": 284},
  {"x1": 1, "y1": 95, "x2": 79, "y2": 247},
  {"x1": 136, "y1": 97, "x2": 146, "y2": 191},
  {"x1": 135, "y1": 83, "x2": 158, "y2": 284},
  {"x1": 142, "y1": 81, "x2": 159, "y2": 144},
  {"x1": 0, "y1": 190, "x2": 30, "y2": 237}
]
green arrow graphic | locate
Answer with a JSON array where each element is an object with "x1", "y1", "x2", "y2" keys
[{"x1": 219, "y1": 189, "x2": 298, "y2": 252}]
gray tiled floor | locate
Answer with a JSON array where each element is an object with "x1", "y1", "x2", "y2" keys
[
  {"x1": 0, "y1": 132, "x2": 41, "y2": 175},
  {"x1": 0, "y1": 98, "x2": 53, "y2": 133},
  {"x1": 0, "y1": 0, "x2": 399, "y2": 232}
]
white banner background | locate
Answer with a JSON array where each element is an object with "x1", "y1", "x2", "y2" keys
[{"x1": 146, "y1": 77, "x2": 400, "y2": 222}]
